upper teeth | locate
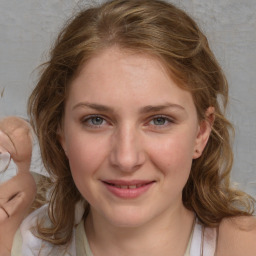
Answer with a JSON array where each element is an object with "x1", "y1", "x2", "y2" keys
[{"x1": 114, "y1": 184, "x2": 142, "y2": 189}]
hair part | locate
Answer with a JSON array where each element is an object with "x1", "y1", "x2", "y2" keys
[{"x1": 28, "y1": 0, "x2": 255, "y2": 246}]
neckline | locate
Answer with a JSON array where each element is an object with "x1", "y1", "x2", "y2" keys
[{"x1": 76, "y1": 217, "x2": 196, "y2": 256}]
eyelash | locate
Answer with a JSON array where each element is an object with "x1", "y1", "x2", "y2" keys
[
  {"x1": 81, "y1": 115, "x2": 175, "y2": 129},
  {"x1": 81, "y1": 115, "x2": 109, "y2": 128},
  {"x1": 147, "y1": 115, "x2": 174, "y2": 128}
]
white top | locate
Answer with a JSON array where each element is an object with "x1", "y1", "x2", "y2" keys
[{"x1": 12, "y1": 203, "x2": 217, "y2": 256}]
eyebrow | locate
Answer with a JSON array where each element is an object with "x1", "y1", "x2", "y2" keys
[
  {"x1": 72, "y1": 102, "x2": 114, "y2": 112},
  {"x1": 72, "y1": 102, "x2": 185, "y2": 113},
  {"x1": 139, "y1": 104, "x2": 185, "y2": 113}
]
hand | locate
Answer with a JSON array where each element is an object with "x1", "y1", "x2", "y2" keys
[
  {"x1": 0, "y1": 117, "x2": 33, "y2": 173},
  {"x1": 0, "y1": 117, "x2": 36, "y2": 254}
]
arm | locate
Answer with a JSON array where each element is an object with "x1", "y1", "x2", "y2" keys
[{"x1": 0, "y1": 117, "x2": 36, "y2": 255}]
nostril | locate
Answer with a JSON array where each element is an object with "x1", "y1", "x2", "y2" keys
[{"x1": 109, "y1": 131, "x2": 146, "y2": 172}]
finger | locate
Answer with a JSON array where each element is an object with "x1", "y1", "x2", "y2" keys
[
  {"x1": 0, "y1": 176, "x2": 24, "y2": 203},
  {"x1": 0, "y1": 117, "x2": 33, "y2": 165},
  {"x1": 3, "y1": 192, "x2": 25, "y2": 218},
  {"x1": 0, "y1": 190, "x2": 34, "y2": 225},
  {"x1": 0, "y1": 173, "x2": 36, "y2": 205},
  {"x1": 0, "y1": 116, "x2": 30, "y2": 135},
  {"x1": 0, "y1": 131, "x2": 16, "y2": 156},
  {"x1": 0, "y1": 207, "x2": 9, "y2": 223}
]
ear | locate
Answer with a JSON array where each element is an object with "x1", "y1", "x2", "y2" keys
[{"x1": 193, "y1": 107, "x2": 215, "y2": 159}]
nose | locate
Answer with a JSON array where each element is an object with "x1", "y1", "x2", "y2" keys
[{"x1": 109, "y1": 125, "x2": 146, "y2": 172}]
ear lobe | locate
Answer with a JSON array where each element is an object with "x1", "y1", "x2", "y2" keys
[{"x1": 193, "y1": 107, "x2": 215, "y2": 159}]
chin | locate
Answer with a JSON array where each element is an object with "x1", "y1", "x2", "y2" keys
[{"x1": 103, "y1": 207, "x2": 153, "y2": 228}]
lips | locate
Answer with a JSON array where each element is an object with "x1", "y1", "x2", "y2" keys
[
  {"x1": 103, "y1": 180, "x2": 154, "y2": 187},
  {"x1": 107, "y1": 184, "x2": 145, "y2": 189},
  {"x1": 102, "y1": 180, "x2": 155, "y2": 199}
]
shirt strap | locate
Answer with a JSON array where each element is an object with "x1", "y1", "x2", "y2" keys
[{"x1": 190, "y1": 219, "x2": 217, "y2": 256}]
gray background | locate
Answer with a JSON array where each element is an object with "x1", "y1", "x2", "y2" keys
[{"x1": 0, "y1": 0, "x2": 255, "y2": 198}]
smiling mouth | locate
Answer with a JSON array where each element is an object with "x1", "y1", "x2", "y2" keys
[
  {"x1": 102, "y1": 180, "x2": 155, "y2": 198},
  {"x1": 102, "y1": 181, "x2": 155, "y2": 189},
  {"x1": 106, "y1": 182, "x2": 149, "y2": 189}
]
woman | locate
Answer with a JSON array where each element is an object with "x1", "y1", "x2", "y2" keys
[{"x1": 3, "y1": 0, "x2": 256, "y2": 255}]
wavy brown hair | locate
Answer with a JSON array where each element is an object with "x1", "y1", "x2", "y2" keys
[{"x1": 28, "y1": 0, "x2": 255, "y2": 246}]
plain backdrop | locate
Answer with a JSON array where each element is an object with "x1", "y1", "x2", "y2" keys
[{"x1": 0, "y1": 0, "x2": 255, "y2": 197}]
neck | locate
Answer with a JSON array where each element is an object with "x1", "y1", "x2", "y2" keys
[{"x1": 85, "y1": 204, "x2": 194, "y2": 256}]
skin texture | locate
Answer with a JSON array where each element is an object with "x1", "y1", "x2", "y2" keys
[
  {"x1": 0, "y1": 117, "x2": 36, "y2": 255},
  {"x1": 60, "y1": 47, "x2": 214, "y2": 255},
  {"x1": 217, "y1": 216, "x2": 256, "y2": 256}
]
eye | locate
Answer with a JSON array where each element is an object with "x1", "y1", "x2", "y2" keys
[
  {"x1": 90, "y1": 116, "x2": 104, "y2": 125},
  {"x1": 82, "y1": 115, "x2": 108, "y2": 128},
  {"x1": 151, "y1": 117, "x2": 168, "y2": 126},
  {"x1": 147, "y1": 115, "x2": 174, "y2": 128}
]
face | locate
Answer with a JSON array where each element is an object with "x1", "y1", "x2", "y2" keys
[{"x1": 60, "y1": 47, "x2": 212, "y2": 228}]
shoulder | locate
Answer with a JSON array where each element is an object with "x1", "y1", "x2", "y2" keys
[{"x1": 216, "y1": 215, "x2": 256, "y2": 256}]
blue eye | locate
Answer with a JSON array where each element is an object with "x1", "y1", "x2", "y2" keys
[
  {"x1": 90, "y1": 116, "x2": 104, "y2": 125},
  {"x1": 149, "y1": 116, "x2": 172, "y2": 126},
  {"x1": 152, "y1": 117, "x2": 168, "y2": 125},
  {"x1": 82, "y1": 115, "x2": 107, "y2": 127},
  {"x1": 146, "y1": 115, "x2": 175, "y2": 129}
]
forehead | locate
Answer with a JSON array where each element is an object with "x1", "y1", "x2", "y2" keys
[{"x1": 67, "y1": 47, "x2": 196, "y2": 113}]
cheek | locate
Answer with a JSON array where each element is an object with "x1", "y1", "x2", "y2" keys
[
  {"x1": 147, "y1": 132, "x2": 195, "y2": 176},
  {"x1": 66, "y1": 135, "x2": 109, "y2": 201},
  {"x1": 147, "y1": 133, "x2": 195, "y2": 198},
  {"x1": 66, "y1": 135, "x2": 108, "y2": 178}
]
